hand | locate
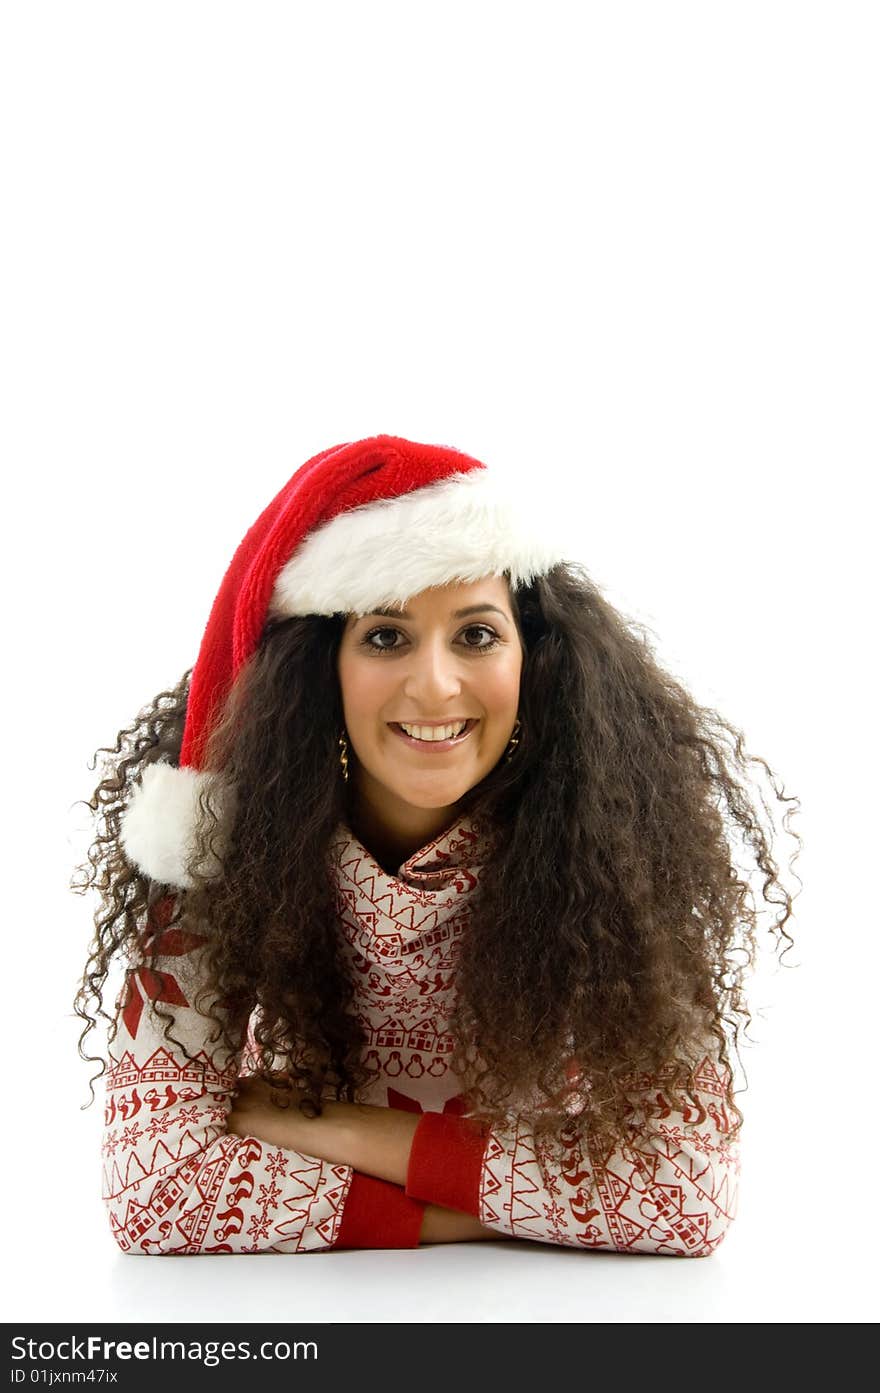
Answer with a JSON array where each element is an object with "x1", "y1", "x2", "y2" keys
[
  {"x1": 227, "y1": 1076, "x2": 507, "y2": 1243},
  {"x1": 226, "y1": 1074, "x2": 421, "y2": 1186},
  {"x1": 230, "y1": 1073, "x2": 309, "y2": 1112},
  {"x1": 227, "y1": 1074, "x2": 322, "y2": 1151}
]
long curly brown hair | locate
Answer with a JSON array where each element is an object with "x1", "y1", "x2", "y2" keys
[{"x1": 71, "y1": 561, "x2": 801, "y2": 1158}]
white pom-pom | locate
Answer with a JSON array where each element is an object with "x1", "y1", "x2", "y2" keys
[{"x1": 119, "y1": 761, "x2": 232, "y2": 890}]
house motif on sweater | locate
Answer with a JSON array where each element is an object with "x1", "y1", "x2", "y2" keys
[{"x1": 101, "y1": 811, "x2": 741, "y2": 1255}]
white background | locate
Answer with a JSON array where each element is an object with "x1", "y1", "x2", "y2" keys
[{"x1": 2, "y1": 0, "x2": 877, "y2": 1324}]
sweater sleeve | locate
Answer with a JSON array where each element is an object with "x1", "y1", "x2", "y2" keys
[
  {"x1": 102, "y1": 898, "x2": 425, "y2": 1254},
  {"x1": 404, "y1": 1056, "x2": 740, "y2": 1256}
]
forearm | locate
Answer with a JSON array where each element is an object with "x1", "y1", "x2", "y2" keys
[
  {"x1": 325, "y1": 1100, "x2": 420, "y2": 1187},
  {"x1": 228, "y1": 1085, "x2": 419, "y2": 1185},
  {"x1": 228, "y1": 1084, "x2": 514, "y2": 1245},
  {"x1": 420, "y1": 1204, "x2": 511, "y2": 1244}
]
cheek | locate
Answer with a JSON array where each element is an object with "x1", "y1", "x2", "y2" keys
[
  {"x1": 480, "y1": 656, "x2": 522, "y2": 711},
  {"x1": 338, "y1": 654, "x2": 392, "y2": 727}
]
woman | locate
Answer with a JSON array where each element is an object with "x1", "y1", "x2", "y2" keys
[{"x1": 72, "y1": 433, "x2": 799, "y2": 1255}]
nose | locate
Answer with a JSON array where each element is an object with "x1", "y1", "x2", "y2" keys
[{"x1": 401, "y1": 633, "x2": 464, "y2": 706}]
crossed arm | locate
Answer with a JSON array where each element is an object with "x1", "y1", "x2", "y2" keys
[{"x1": 227, "y1": 1075, "x2": 510, "y2": 1244}]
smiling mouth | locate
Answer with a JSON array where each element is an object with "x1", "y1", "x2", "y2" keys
[{"x1": 387, "y1": 718, "x2": 478, "y2": 751}]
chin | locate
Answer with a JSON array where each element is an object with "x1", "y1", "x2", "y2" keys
[{"x1": 393, "y1": 782, "x2": 473, "y2": 809}]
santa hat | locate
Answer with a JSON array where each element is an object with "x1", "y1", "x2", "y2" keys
[{"x1": 120, "y1": 432, "x2": 579, "y2": 889}]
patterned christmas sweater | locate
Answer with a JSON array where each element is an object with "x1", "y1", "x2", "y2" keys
[{"x1": 101, "y1": 811, "x2": 741, "y2": 1255}]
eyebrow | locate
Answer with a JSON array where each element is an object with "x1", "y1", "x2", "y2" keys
[{"x1": 361, "y1": 603, "x2": 511, "y2": 621}]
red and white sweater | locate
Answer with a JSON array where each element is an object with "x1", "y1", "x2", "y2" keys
[{"x1": 102, "y1": 812, "x2": 741, "y2": 1255}]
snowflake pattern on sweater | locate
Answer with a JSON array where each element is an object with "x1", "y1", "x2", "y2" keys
[{"x1": 101, "y1": 812, "x2": 740, "y2": 1255}]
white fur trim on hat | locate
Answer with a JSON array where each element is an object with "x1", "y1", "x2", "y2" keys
[
  {"x1": 119, "y1": 761, "x2": 234, "y2": 890},
  {"x1": 268, "y1": 467, "x2": 580, "y2": 619}
]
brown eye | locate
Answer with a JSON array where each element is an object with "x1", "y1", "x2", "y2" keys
[
  {"x1": 461, "y1": 626, "x2": 500, "y2": 651},
  {"x1": 360, "y1": 624, "x2": 501, "y2": 654},
  {"x1": 362, "y1": 627, "x2": 401, "y2": 651}
]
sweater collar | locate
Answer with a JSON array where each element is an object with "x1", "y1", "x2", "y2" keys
[{"x1": 334, "y1": 809, "x2": 497, "y2": 890}]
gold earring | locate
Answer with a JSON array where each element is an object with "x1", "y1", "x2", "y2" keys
[
  {"x1": 504, "y1": 718, "x2": 522, "y2": 762},
  {"x1": 338, "y1": 730, "x2": 349, "y2": 782}
]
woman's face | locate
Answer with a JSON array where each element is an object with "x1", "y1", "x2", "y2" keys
[{"x1": 337, "y1": 575, "x2": 524, "y2": 829}]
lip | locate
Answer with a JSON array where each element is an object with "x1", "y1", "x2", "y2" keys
[{"x1": 387, "y1": 718, "x2": 479, "y2": 752}]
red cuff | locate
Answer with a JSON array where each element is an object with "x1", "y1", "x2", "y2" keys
[
  {"x1": 404, "y1": 1111, "x2": 490, "y2": 1216},
  {"x1": 333, "y1": 1170, "x2": 427, "y2": 1250}
]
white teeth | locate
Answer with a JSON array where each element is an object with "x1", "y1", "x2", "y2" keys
[{"x1": 399, "y1": 721, "x2": 468, "y2": 742}]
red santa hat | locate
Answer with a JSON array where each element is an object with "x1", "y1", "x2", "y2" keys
[{"x1": 119, "y1": 432, "x2": 579, "y2": 889}]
